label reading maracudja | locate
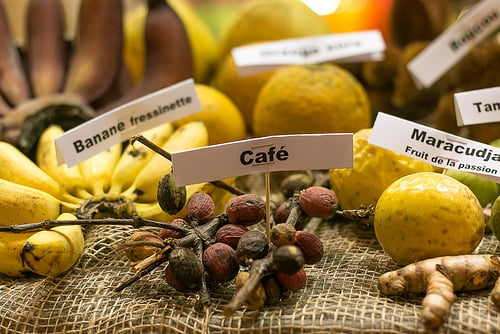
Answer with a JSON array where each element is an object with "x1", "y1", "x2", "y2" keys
[
  {"x1": 369, "y1": 112, "x2": 500, "y2": 183},
  {"x1": 171, "y1": 134, "x2": 353, "y2": 186},
  {"x1": 55, "y1": 79, "x2": 201, "y2": 167}
]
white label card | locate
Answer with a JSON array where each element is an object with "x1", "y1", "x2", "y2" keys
[
  {"x1": 407, "y1": 0, "x2": 500, "y2": 88},
  {"x1": 454, "y1": 86, "x2": 500, "y2": 126},
  {"x1": 171, "y1": 133, "x2": 353, "y2": 186},
  {"x1": 232, "y1": 30, "x2": 386, "y2": 76},
  {"x1": 55, "y1": 79, "x2": 201, "y2": 167},
  {"x1": 369, "y1": 112, "x2": 500, "y2": 183}
]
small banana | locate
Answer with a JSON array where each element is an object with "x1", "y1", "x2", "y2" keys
[
  {"x1": 36, "y1": 125, "x2": 93, "y2": 201},
  {"x1": 21, "y1": 212, "x2": 85, "y2": 277},
  {"x1": 121, "y1": 121, "x2": 208, "y2": 203},
  {"x1": 0, "y1": 141, "x2": 64, "y2": 200},
  {"x1": 78, "y1": 143, "x2": 122, "y2": 196},
  {"x1": 108, "y1": 122, "x2": 174, "y2": 195},
  {"x1": 0, "y1": 178, "x2": 77, "y2": 227},
  {"x1": 0, "y1": 231, "x2": 37, "y2": 277}
]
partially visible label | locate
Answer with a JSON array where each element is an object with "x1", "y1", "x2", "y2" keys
[
  {"x1": 369, "y1": 112, "x2": 500, "y2": 183},
  {"x1": 454, "y1": 86, "x2": 500, "y2": 125},
  {"x1": 232, "y1": 30, "x2": 386, "y2": 76},
  {"x1": 407, "y1": 0, "x2": 500, "y2": 88},
  {"x1": 171, "y1": 133, "x2": 353, "y2": 186},
  {"x1": 55, "y1": 79, "x2": 201, "y2": 167}
]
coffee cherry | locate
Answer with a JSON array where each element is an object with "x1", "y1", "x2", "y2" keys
[
  {"x1": 186, "y1": 192, "x2": 215, "y2": 224},
  {"x1": 226, "y1": 194, "x2": 266, "y2": 226},
  {"x1": 272, "y1": 245, "x2": 305, "y2": 275},
  {"x1": 124, "y1": 231, "x2": 163, "y2": 262},
  {"x1": 235, "y1": 230, "x2": 269, "y2": 266},
  {"x1": 294, "y1": 231, "x2": 324, "y2": 265},
  {"x1": 203, "y1": 243, "x2": 239, "y2": 282},
  {"x1": 235, "y1": 271, "x2": 266, "y2": 309},
  {"x1": 298, "y1": 186, "x2": 338, "y2": 218},
  {"x1": 167, "y1": 247, "x2": 203, "y2": 290},
  {"x1": 273, "y1": 201, "x2": 291, "y2": 224},
  {"x1": 159, "y1": 218, "x2": 189, "y2": 239},
  {"x1": 262, "y1": 275, "x2": 282, "y2": 305},
  {"x1": 215, "y1": 224, "x2": 249, "y2": 249},
  {"x1": 270, "y1": 223, "x2": 296, "y2": 247},
  {"x1": 275, "y1": 268, "x2": 307, "y2": 291}
]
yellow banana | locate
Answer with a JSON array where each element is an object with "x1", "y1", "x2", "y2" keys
[
  {"x1": 108, "y1": 122, "x2": 174, "y2": 195},
  {"x1": 78, "y1": 143, "x2": 122, "y2": 196},
  {"x1": 36, "y1": 125, "x2": 93, "y2": 201},
  {"x1": 21, "y1": 212, "x2": 84, "y2": 277},
  {"x1": 0, "y1": 178, "x2": 77, "y2": 226},
  {"x1": 121, "y1": 121, "x2": 208, "y2": 203},
  {"x1": 0, "y1": 231, "x2": 37, "y2": 277},
  {"x1": 133, "y1": 178, "x2": 234, "y2": 221},
  {"x1": 0, "y1": 141, "x2": 63, "y2": 199}
]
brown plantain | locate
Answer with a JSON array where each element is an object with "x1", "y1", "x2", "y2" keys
[
  {"x1": 64, "y1": 0, "x2": 123, "y2": 104},
  {"x1": 26, "y1": 0, "x2": 67, "y2": 97},
  {"x1": 97, "y1": 0, "x2": 193, "y2": 115},
  {"x1": 0, "y1": 1, "x2": 31, "y2": 106}
]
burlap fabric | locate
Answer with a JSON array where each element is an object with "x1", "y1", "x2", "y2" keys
[{"x1": 0, "y1": 176, "x2": 499, "y2": 334}]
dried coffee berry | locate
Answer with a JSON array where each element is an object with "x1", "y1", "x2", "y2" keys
[
  {"x1": 298, "y1": 186, "x2": 338, "y2": 218},
  {"x1": 226, "y1": 194, "x2": 266, "y2": 226},
  {"x1": 235, "y1": 271, "x2": 266, "y2": 309},
  {"x1": 294, "y1": 231, "x2": 324, "y2": 265},
  {"x1": 203, "y1": 243, "x2": 239, "y2": 282},
  {"x1": 262, "y1": 275, "x2": 282, "y2": 305},
  {"x1": 186, "y1": 192, "x2": 215, "y2": 225},
  {"x1": 235, "y1": 230, "x2": 269, "y2": 266},
  {"x1": 280, "y1": 172, "x2": 315, "y2": 198},
  {"x1": 270, "y1": 223, "x2": 296, "y2": 247},
  {"x1": 273, "y1": 201, "x2": 291, "y2": 225},
  {"x1": 272, "y1": 245, "x2": 304, "y2": 275},
  {"x1": 215, "y1": 224, "x2": 249, "y2": 249},
  {"x1": 165, "y1": 263, "x2": 188, "y2": 291},
  {"x1": 275, "y1": 268, "x2": 307, "y2": 291},
  {"x1": 124, "y1": 231, "x2": 163, "y2": 262},
  {"x1": 159, "y1": 218, "x2": 189, "y2": 239},
  {"x1": 157, "y1": 172, "x2": 187, "y2": 215},
  {"x1": 167, "y1": 247, "x2": 203, "y2": 290}
]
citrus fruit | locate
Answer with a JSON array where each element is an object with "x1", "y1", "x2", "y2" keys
[
  {"x1": 374, "y1": 172, "x2": 485, "y2": 265},
  {"x1": 217, "y1": 0, "x2": 331, "y2": 61},
  {"x1": 172, "y1": 84, "x2": 247, "y2": 145},
  {"x1": 490, "y1": 195, "x2": 500, "y2": 242},
  {"x1": 211, "y1": 50, "x2": 276, "y2": 132},
  {"x1": 123, "y1": 0, "x2": 218, "y2": 83},
  {"x1": 252, "y1": 63, "x2": 372, "y2": 137},
  {"x1": 329, "y1": 128, "x2": 434, "y2": 211}
]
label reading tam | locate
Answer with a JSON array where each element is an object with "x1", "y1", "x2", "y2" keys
[
  {"x1": 171, "y1": 133, "x2": 353, "y2": 186},
  {"x1": 55, "y1": 79, "x2": 201, "y2": 167},
  {"x1": 454, "y1": 86, "x2": 500, "y2": 126},
  {"x1": 232, "y1": 30, "x2": 386, "y2": 76},
  {"x1": 369, "y1": 112, "x2": 500, "y2": 183}
]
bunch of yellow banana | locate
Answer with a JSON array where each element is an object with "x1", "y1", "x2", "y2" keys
[{"x1": 0, "y1": 120, "x2": 235, "y2": 277}]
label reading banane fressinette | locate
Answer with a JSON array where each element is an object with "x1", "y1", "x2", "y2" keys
[
  {"x1": 231, "y1": 30, "x2": 386, "y2": 76},
  {"x1": 408, "y1": 0, "x2": 500, "y2": 89},
  {"x1": 55, "y1": 79, "x2": 201, "y2": 167},
  {"x1": 369, "y1": 112, "x2": 500, "y2": 183},
  {"x1": 171, "y1": 134, "x2": 353, "y2": 186},
  {"x1": 454, "y1": 86, "x2": 500, "y2": 126}
]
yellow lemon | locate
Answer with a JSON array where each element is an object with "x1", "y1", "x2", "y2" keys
[
  {"x1": 123, "y1": 0, "x2": 218, "y2": 83},
  {"x1": 253, "y1": 63, "x2": 372, "y2": 137},
  {"x1": 172, "y1": 84, "x2": 247, "y2": 145},
  {"x1": 329, "y1": 128, "x2": 434, "y2": 211},
  {"x1": 212, "y1": 50, "x2": 276, "y2": 133},
  {"x1": 217, "y1": 0, "x2": 331, "y2": 61},
  {"x1": 374, "y1": 172, "x2": 485, "y2": 265}
]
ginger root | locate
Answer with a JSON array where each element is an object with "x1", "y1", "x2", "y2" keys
[{"x1": 378, "y1": 255, "x2": 500, "y2": 330}]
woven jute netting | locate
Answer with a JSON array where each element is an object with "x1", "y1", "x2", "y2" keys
[{"x1": 0, "y1": 174, "x2": 499, "y2": 334}]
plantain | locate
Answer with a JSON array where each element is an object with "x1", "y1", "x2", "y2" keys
[
  {"x1": 0, "y1": 178, "x2": 77, "y2": 227},
  {"x1": 0, "y1": 1, "x2": 30, "y2": 106},
  {"x1": 121, "y1": 121, "x2": 208, "y2": 203},
  {"x1": 36, "y1": 124, "x2": 93, "y2": 201},
  {"x1": 108, "y1": 122, "x2": 174, "y2": 195},
  {"x1": 97, "y1": 0, "x2": 193, "y2": 114},
  {"x1": 78, "y1": 143, "x2": 122, "y2": 196},
  {"x1": 0, "y1": 140, "x2": 65, "y2": 200},
  {"x1": 26, "y1": 0, "x2": 67, "y2": 96},
  {"x1": 0, "y1": 231, "x2": 38, "y2": 277},
  {"x1": 64, "y1": 0, "x2": 123, "y2": 104},
  {"x1": 21, "y1": 212, "x2": 84, "y2": 277}
]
